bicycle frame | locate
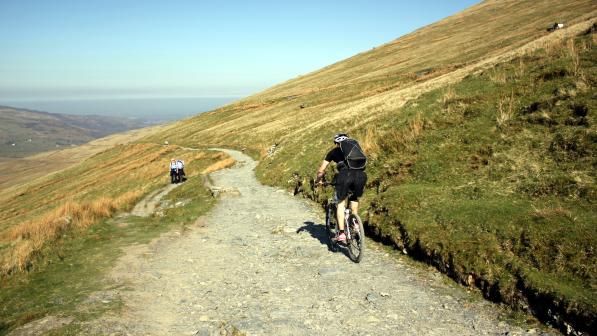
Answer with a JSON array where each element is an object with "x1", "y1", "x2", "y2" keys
[
  {"x1": 327, "y1": 195, "x2": 355, "y2": 242},
  {"x1": 321, "y1": 181, "x2": 365, "y2": 262}
]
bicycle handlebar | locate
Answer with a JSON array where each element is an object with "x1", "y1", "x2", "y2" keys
[{"x1": 310, "y1": 177, "x2": 335, "y2": 191}]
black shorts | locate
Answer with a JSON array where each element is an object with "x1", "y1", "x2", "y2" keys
[{"x1": 334, "y1": 169, "x2": 367, "y2": 202}]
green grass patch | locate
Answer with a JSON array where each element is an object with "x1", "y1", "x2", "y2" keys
[
  {"x1": 366, "y1": 35, "x2": 596, "y2": 332},
  {"x1": 249, "y1": 34, "x2": 597, "y2": 333}
]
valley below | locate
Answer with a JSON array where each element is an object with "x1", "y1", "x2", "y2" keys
[{"x1": 0, "y1": 1, "x2": 595, "y2": 335}]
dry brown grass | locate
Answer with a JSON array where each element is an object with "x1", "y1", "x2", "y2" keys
[
  {"x1": 150, "y1": 3, "x2": 596, "y2": 157},
  {"x1": 202, "y1": 156, "x2": 236, "y2": 174},
  {"x1": 0, "y1": 143, "x2": 217, "y2": 276},
  {"x1": 489, "y1": 69, "x2": 508, "y2": 83},
  {"x1": 514, "y1": 57, "x2": 527, "y2": 79},
  {"x1": 1, "y1": 189, "x2": 145, "y2": 273},
  {"x1": 531, "y1": 205, "x2": 575, "y2": 222},
  {"x1": 361, "y1": 126, "x2": 381, "y2": 158},
  {"x1": 497, "y1": 90, "x2": 516, "y2": 128},
  {"x1": 113, "y1": 189, "x2": 145, "y2": 211},
  {"x1": 2, "y1": 196, "x2": 123, "y2": 274},
  {"x1": 441, "y1": 86, "x2": 456, "y2": 104},
  {"x1": 567, "y1": 38, "x2": 583, "y2": 78},
  {"x1": 544, "y1": 38, "x2": 564, "y2": 57},
  {"x1": 377, "y1": 113, "x2": 426, "y2": 153},
  {"x1": 259, "y1": 144, "x2": 271, "y2": 159},
  {"x1": 409, "y1": 113, "x2": 425, "y2": 140}
]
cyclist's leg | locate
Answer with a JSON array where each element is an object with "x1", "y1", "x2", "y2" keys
[
  {"x1": 334, "y1": 171, "x2": 350, "y2": 231},
  {"x1": 336, "y1": 198, "x2": 349, "y2": 230},
  {"x1": 349, "y1": 200, "x2": 359, "y2": 215}
]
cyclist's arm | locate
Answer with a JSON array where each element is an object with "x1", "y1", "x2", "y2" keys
[{"x1": 315, "y1": 160, "x2": 330, "y2": 183}]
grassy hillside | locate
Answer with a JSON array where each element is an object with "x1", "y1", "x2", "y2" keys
[
  {"x1": 0, "y1": 135, "x2": 234, "y2": 333},
  {"x1": 0, "y1": 106, "x2": 143, "y2": 158},
  {"x1": 259, "y1": 32, "x2": 597, "y2": 333},
  {"x1": 144, "y1": 1, "x2": 597, "y2": 334},
  {"x1": 0, "y1": 144, "x2": 231, "y2": 275},
  {"x1": 357, "y1": 34, "x2": 596, "y2": 333},
  {"x1": 0, "y1": 124, "x2": 170, "y2": 191},
  {"x1": 149, "y1": 0, "x2": 595, "y2": 151},
  {"x1": 0, "y1": 153, "x2": 228, "y2": 334},
  {"x1": 0, "y1": 0, "x2": 594, "y2": 334}
]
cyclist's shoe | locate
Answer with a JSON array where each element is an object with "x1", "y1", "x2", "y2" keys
[{"x1": 337, "y1": 232, "x2": 347, "y2": 243}]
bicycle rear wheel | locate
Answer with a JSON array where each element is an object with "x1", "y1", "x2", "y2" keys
[
  {"x1": 346, "y1": 214, "x2": 365, "y2": 262},
  {"x1": 325, "y1": 204, "x2": 338, "y2": 252}
]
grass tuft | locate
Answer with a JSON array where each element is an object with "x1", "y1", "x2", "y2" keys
[
  {"x1": 201, "y1": 155, "x2": 236, "y2": 174},
  {"x1": 3, "y1": 196, "x2": 128, "y2": 274},
  {"x1": 496, "y1": 90, "x2": 516, "y2": 128}
]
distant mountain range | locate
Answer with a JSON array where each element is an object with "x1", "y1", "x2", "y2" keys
[{"x1": 0, "y1": 105, "x2": 144, "y2": 158}]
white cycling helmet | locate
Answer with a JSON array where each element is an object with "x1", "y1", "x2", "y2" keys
[{"x1": 333, "y1": 133, "x2": 349, "y2": 143}]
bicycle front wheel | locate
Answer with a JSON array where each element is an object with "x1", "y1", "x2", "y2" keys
[{"x1": 346, "y1": 214, "x2": 365, "y2": 262}]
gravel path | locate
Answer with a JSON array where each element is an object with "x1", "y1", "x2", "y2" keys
[
  {"x1": 130, "y1": 183, "x2": 181, "y2": 217},
  {"x1": 87, "y1": 149, "x2": 555, "y2": 336}
]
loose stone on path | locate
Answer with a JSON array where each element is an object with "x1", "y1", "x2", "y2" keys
[{"x1": 84, "y1": 149, "x2": 558, "y2": 336}]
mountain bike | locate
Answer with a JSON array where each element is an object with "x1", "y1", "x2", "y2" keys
[{"x1": 322, "y1": 183, "x2": 365, "y2": 263}]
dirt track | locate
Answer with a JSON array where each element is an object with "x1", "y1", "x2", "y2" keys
[
  {"x1": 84, "y1": 149, "x2": 555, "y2": 336},
  {"x1": 5, "y1": 11, "x2": 595, "y2": 336},
  {"x1": 130, "y1": 183, "x2": 181, "y2": 217}
]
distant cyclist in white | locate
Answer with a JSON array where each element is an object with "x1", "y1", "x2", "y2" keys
[
  {"x1": 176, "y1": 159, "x2": 185, "y2": 182},
  {"x1": 169, "y1": 158, "x2": 178, "y2": 184}
]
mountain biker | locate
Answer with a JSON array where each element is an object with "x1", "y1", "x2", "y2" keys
[
  {"x1": 315, "y1": 133, "x2": 367, "y2": 243},
  {"x1": 169, "y1": 158, "x2": 178, "y2": 184},
  {"x1": 176, "y1": 159, "x2": 185, "y2": 182}
]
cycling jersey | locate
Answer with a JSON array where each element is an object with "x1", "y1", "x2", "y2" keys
[{"x1": 325, "y1": 147, "x2": 348, "y2": 171}]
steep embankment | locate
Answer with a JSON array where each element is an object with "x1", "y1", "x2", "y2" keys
[{"x1": 146, "y1": 1, "x2": 596, "y2": 334}]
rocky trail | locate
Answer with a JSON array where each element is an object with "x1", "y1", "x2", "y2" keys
[
  {"x1": 131, "y1": 183, "x2": 181, "y2": 217},
  {"x1": 84, "y1": 149, "x2": 556, "y2": 336}
]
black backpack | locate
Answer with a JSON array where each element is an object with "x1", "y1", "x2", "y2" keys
[{"x1": 339, "y1": 139, "x2": 367, "y2": 170}]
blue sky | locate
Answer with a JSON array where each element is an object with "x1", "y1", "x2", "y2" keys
[{"x1": 0, "y1": 0, "x2": 479, "y2": 100}]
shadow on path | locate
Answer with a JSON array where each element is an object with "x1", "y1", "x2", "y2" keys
[{"x1": 296, "y1": 221, "x2": 328, "y2": 246}]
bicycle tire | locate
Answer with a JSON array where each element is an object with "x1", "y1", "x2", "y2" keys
[
  {"x1": 346, "y1": 214, "x2": 365, "y2": 262},
  {"x1": 325, "y1": 204, "x2": 338, "y2": 252}
]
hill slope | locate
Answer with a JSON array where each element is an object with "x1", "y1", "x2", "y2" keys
[
  {"x1": 0, "y1": 106, "x2": 143, "y2": 158},
  {"x1": 0, "y1": 0, "x2": 595, "y2": 334},
  {"x1": 144, "y1": 0, "x2": 596, "y2": 334},
  {"x1": 149, "y1": 0, "x2": 595, "y2": 150},
  {"x1": 0, "y1": 124, "x2": 170, "y2": 191}
]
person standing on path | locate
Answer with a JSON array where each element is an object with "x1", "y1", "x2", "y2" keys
[
  {"x1": 315, "y1": 133, "x2": 367, "y2": 243},
  {"x1": 176, "y1": 159, "x2": 185, "y2": 182},
  {"x1": 169, "y1": 158, "x2": 178, "y2": 183}
]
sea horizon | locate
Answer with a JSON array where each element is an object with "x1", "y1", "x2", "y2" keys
[{"x1": 0, "y1": 96, "x2": 243, "y2": 123}]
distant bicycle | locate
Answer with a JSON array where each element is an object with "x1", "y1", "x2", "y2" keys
[{"x1": 322, "y1": 182, "x2": 365, "y2": 263}]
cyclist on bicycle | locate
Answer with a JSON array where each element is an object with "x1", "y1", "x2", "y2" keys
[{"x1": 315, "y1": 133, "x2": 367, "y2": 243}]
